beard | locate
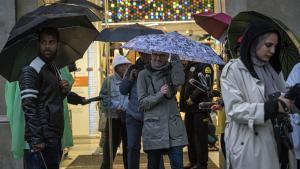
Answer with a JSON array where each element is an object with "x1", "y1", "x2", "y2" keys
[{"x1": 39, "y1": 49, "x2": 57, "y2": 63}]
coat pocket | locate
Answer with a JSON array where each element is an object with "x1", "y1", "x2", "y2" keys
[
  {"x1": 230, "y1": 126, "x2": 250, "y2": 158},
  {"x1": 143, "y1": 116, "x2": 161, "y2": 140},
  {"x1": 232, "y1": 141, "x2": 245, "y2": 157},
  {"x1": 46, "y1": 105, "x2": 63, "y2": 128},
  {"x1": 169, "y1": 114, "x2": 185, "y2": 140}
]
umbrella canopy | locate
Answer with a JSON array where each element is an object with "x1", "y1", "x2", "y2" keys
[
  {"x1": 228, "y1": 11, "x2": 300, "y2": 78},
  {"x1": 0, "y1": 14, "x2": 98, "y2": 82},
  {"x1": 18, "y1": 2, "x2": 102, "y2": 23},
  {"x1": 96, "y1": 23, "x2": 164, "y2": 42},
  {"x1": 57, "y1": 0, "x2": 104, "y2": 21},
  {"x1": 122, "y1": 31, "x2": 225, "y2": 65},
  {"x1": 193, "y1": 12, "x2": 232, "y2": 42}
]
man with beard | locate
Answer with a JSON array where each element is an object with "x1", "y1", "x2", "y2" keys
[{"x1": 19, "y1": 27, "x2": 70, "y2": 169}]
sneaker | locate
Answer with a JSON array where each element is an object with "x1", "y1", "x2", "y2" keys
[
  {"x1": 208, "y1": 145, "x2": 219, "y2": 151},
  {"x1": 63, "y1": 153, "x2": 72, "y2": 160},
  {"x1": 92, "y1": 147, "x2": 103, "y2": 155}
]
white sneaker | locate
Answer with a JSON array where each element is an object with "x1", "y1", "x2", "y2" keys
[{"x1": 92, "y1": 147, "x2": 103, "y2": 155}]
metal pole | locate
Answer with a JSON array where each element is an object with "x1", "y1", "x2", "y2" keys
[
  {"x1": 104, "y1": 0, "x2": 113, "y2": 168},
  {"x1": 219, "y1": 0, "x2": 223, "y2": 13},
  {"x1": 215, "y1": 1, "x2": 226, "y2": 169},
  {"x1": 107, "y1": 43, "x2": 113, "y2": 169}
]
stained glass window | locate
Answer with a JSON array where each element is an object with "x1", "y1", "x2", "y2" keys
[{"x1": 107, "y1": 0, "x2": 214, "y2": 23}]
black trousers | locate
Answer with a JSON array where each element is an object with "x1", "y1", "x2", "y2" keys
[
  {"x1": 100, "y1": 118, "x2": 127, "y2": 169},
  {"x1": 220, "y1": 133, "x2": 226, "y2": 159},
  {"x1": 185, "y1": 112, "x2": 209, "y2": 169}
]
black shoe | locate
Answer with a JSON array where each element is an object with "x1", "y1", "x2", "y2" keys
[
  {"x1": 191, "y1": 165, "x2": 207, "y2": 169},
  {"x1": 184, "y1": 163, "x2": 196, "y2": 169}
]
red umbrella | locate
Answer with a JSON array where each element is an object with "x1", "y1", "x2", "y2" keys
[{"x1": 193, "y1": 12, "x2": 232, "y2": 42}]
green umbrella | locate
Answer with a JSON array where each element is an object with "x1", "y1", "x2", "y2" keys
[{"x1": 228, "y1": 11, "x2": 300, "y2": 78}]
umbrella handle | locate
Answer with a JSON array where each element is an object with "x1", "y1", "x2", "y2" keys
[
  {"x1": 39, "y1": 151, "x2": 48, "y2": 169},
  {"x1": 51, "y1": 64, "x2": 63, "y2": 80}
]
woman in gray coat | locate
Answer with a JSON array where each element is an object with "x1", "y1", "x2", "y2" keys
[{"x1": 137, "y1": 52, "x2": 188, "y2": 169}]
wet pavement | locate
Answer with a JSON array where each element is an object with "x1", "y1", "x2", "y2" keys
[{"x1": 60, "y1": 136, "x2": 220, "y2": 169}]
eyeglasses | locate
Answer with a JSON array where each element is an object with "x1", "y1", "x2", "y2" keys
[{"x1": 152, "y1": 53, "x2": 168, "y2": 59}]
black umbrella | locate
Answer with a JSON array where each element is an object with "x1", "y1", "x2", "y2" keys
[
  {"x1": 56, "y1": 0, "x2": 104, "y2": 21},
  {"x1": 17, "y1": 2, "x2": 103, "y2": 24},
  {"x1": 0, "y1": 14, "x2": 98, "y2": 82},
  {"x1": 228, "y1": 11, "x2": 300, "y2": 78},
  {"x1": 96, "y1": 23, "x2": 164, "y2": 42}
]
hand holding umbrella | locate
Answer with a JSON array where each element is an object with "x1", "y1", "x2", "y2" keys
[
  {"x1": 60, "y1": 80, "x2": 71, "y2": 95},
  {"x1": 0, "y1": 13, "x2": 98, "y2": 81},
  {"x1": 122, "y1": 32, "x2": 225, "y2": 65}
]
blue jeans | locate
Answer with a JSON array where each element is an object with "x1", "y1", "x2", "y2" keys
[
  {"x1": 126, "y1": 114, "x2": 143, "y2": 169},
  {"x1": 146, "y1": 146, "x2": 183, "y2": 169},
  {"x1": 24, "y1": 139, "x2": 62, "y2": 169},
  {"x1": 126, "y1": 114, "x2": 164, "y2": 169}
]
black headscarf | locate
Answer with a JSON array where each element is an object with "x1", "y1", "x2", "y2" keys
[{"x1": 240, "y1": 21, "x2": 282, "y2": 79}]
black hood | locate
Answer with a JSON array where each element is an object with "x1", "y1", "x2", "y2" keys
[
  {"x1": 135, "y1": 57, "x2": 146, "y2": 71},
  {"x1": 240, "y1": 21, "x2": 282, "y2": 79}
]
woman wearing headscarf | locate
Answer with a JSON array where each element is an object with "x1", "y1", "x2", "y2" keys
[{"x1": 221, "y1": 21, "x2": 295, "y2": 169}]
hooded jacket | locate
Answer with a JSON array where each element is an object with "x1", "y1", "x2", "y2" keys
[
  {"x1": 220, "y1": 21, "x2": 296, "y2": 169},
  {"x1": 119, "y1": 58, "x2": 145, "y2": 121},
  {"x1": 239, "y1": 21, "x2": 282, "y2": 78},
  {"x1": 100, "y1": 55, "x2": 130, "y2": 119},
  {"x1": 137, "y1": 60, "x2": 188, "y2": 150}
]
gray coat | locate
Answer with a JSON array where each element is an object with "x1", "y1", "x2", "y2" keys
[
  {"x1": 137, "y1": 61, "x2": 188, "y2": 150},
  {"x1": 100, "y1": 74, "x2": 128, "y2": 119}
]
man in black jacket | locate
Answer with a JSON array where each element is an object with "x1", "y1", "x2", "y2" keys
[
  {"x1": 180, "y1": 61, "x2": 214, "y2": 169},
  {"x1": 19, "y1": 27, "x2": 70, "y2": 169}
]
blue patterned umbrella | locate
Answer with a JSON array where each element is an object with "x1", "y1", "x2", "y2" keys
[{"x1": 122, "y1": 31, "x2": 225, "y2": 65}]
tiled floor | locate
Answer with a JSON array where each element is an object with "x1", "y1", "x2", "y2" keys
[{"x1": 60, "y1": 136, "x2": 220, "y2": 169}]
